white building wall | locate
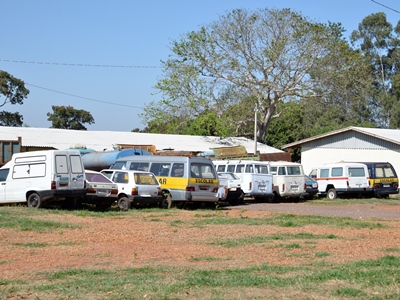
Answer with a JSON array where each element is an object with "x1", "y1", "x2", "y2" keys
[{"x1": 301, "y1": 147, "x2": 400, "y2": 176}]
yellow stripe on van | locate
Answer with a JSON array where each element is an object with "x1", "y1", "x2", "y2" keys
[
  {"x1": 371, "y1": 178, "x2": 398, "y2": 184},
  {"x1": 188, "y1": 178, "x2": 219, "y2": 185},
  {"x1": 157, "y1": 176, "x2": 189, "y2": 189}
]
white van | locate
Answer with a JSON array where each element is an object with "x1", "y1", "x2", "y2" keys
[
  {"x1": 213, "y1": 160, "x2": 273, "y2": 201},
  {"x1": 101, "y1": 169, "x2": 164, "y2": 210},
  {"x1": 269, "y1": 161, "x2": 306, "y2": 201},
  {"x1": 0, "y1": 150, "x2": 86, "y2": 208},
  {"x1": 309, "y1": 162, "x2": 372, "y2": 199}
]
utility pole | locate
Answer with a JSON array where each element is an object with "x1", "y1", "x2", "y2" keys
[{"x1": 254, "y1": 105, "x2": 258, "y2": 155}]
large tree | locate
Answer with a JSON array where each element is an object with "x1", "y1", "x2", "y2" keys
[
  {"x1": 142, "y1": 8, "x2": 367, "y2": 142},
  {"x1": 47, "y1": 105, "x2": 94, "y2": 130},
  {"x1": 0, "y1": 70, "x2": 29, "y2": 127},
  {"x1": 351, "y1": 12, "x2": 400, "y2": 128}
]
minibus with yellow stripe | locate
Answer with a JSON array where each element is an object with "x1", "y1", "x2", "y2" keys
[
  {"x1": 361, "y1": 162, "x2": 399, "y2": 198},
  {"x1": 110, "y1": 155, "x2": 219, "y2": 208}
]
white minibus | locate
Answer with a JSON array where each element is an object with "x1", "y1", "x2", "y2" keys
[
  {"x1": 212, "y1": 160, "x2": 273, "y2": 201},
  {"x1": 269, "y1": 161, "x2": 306, "y2": 201}
]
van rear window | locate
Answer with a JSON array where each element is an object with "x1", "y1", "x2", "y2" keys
[
  {"x1": 375, "y1": 164, "x2": 396, "y2": 178},
  {"x1": 349, "y1": 167, "x2": 365, "y2": 177}
]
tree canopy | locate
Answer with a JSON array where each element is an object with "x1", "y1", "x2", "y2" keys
[
  {"x1": 47, "y1": 105, "x2": 94, "y2": 130},
  {"x1": 0, "y1": 70, "x2": 29, "y2": 127},
  {"x1": 141, "y1": 8, "x2": 369, "y2": 142},
  {"x1": 351, "y1": 12, "x2": 400, "y2": 128}
]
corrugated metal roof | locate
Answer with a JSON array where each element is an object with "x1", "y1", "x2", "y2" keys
[
  {"x1": 281, "y1": 126, "x2": 400, "y2": 149},
  {"x1": 0, "y1": 126, "x2": 282, "y2": 154}
]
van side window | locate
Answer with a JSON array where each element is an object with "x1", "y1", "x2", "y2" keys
[
  {"x1": 55, "y1": 155, "x2": 68, "y2": 174},
  {"x1": 111, "y1": 161, "x2": 127, "y2": 169},
  {"x1": 227, "y1": 165, "x2": 235, "y2": 173},
  {"x1": 217, "y1": 165, "x2": 226, "y2": 172},
  {"x1": 278, "y1": 167, "x2": 286, "y2": 175},
  {"x1": 171, "y1": 163, "x2": 184, "y2": 177},
  {"x1": 255, "y1": 164, "x2": 269, "y2": 174},
  {"x1": 151, "y1": 163, "x2": 171, "y2": 176},
  {"x1": 70, "y1": 155, "x2": 83, "y2": 173},
  {"x1": 236, "y1": 164, "x2": 245, "y2": 173},
  {"x1": 331, "y1": 167, "x2": 343, "y2": 177},
  {"x1": 129, "y1": 163, "x2": 139, "y2": 170},
  {"x1": 13, "y1": 164, "x2": 46, "y2": 179},
  {"x1": 129, "y1": 162, "x2": 149, "y2": 171},
  {"x1": 287, "y1": 166, "x2": 301, "y2": 175},
  {"x1": 320, "y1": 168, "x2": 329, "y2": 178},
  {"x1": 245, "y1": 164, "x2": 253, "y2": 173},
  {"x1": 0, "y1": 168, "x2": 8, "y2": 181},
  {"x1": 270, "y1": 166, "x2": 277, "y2": 175}
]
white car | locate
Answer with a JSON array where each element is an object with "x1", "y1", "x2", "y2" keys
[
  {"x1": 101, "y1": 169, "x2": 165, "y2": 210},
  {"x1": 83, "y1": 170, "x2": 118, "y2": 210},
  {"x1": 218, "y1": 172, "x2": 244, "y2": 205}
]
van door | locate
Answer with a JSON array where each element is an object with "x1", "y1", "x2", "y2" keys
[
  {"x1": 55, "y1": 154, "x2": 70, "y2": 189},
  {"x1": 0, "y1": 168, "x2": 9, "y2": 202},
  {"x1": 69, "y1": 154, "x2": 85, "y2": 189},
  {"x1": 347, "y1": 166, "x2": 368, "y2": 188}
]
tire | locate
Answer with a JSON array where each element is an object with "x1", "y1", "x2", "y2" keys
[
  {"x1": 118, "y1": 197, "x2": 131, "y2": 211},
  {"x1": 160, "y1": 193, "x2": 172, "y2": 209},
  {"x1": 27, "y1": 193, "x2": 43, "y2": 208},
  {"x1": 229, "y1": 190, "x2": 244, "y2": 206},
  {"x1": 327, "y1": 188, "x2": 337, "y2": 200}
]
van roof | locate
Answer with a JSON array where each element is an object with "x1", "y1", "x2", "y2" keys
[
  {"x1": 318, "y1": 162, "x2": 367, "y2": 168},
  {"x1": 269, "y1": 161, "x2": 302, "y2": 166},
  {"x1": 115, "y1": 155, "x2": 213, "y2": 163}
]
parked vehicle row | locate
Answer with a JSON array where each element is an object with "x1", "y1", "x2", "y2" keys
[
  {"x1": 0, "y1": 150, "x2": 168, "y2": 210},
  {"x1": 1, "y1": 149, "x2": 397, "y2": 209}
]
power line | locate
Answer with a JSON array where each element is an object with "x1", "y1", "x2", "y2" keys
[
  {"x1": 371, "y1": 0, "x2": 400, "y2": 14},
  {"x1": 26, "y1": 83, "x2": 145, "y2": 109},
  {"x1": 1, "y1": 59, "x2": 161, "y2": 69}
]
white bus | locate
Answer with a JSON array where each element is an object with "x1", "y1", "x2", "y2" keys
[
  {"x1": 212, "y1": 160, "x2": 273, "y2": 201},
  {"x1": 269, "y1": 161, "x2": 306, "y2": 201}
]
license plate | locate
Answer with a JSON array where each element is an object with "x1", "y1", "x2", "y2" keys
[
  {"x1": 229, "y1": 187, "x2": 237, "y2": 191},
  {"x1": 199, "y1": 186, "x2": 208, "y2": 190},
  {"x1": 383, "y1": 184, "x2": 390, "y2": 187}
]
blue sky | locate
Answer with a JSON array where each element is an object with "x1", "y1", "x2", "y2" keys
[{"x1": 1, "y1": 0, "x2": 399, "y2": 132}]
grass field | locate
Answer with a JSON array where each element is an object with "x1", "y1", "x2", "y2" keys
[{"x1": 0, "y1": 198, "x2": 399, "y2": 299}]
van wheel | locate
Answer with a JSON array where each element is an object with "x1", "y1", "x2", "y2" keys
[
  {"x1": 27, "y1": 193, "x2": 43, "y2": 208},
  {"x1": 229, "y1": 191, "x2": 244, "y2": 206},
  {"x1": 160, "y1": 193, "x2": 172, "y2": 209},
  {"x1": 118, "y1": 197, "x2": 130, "y2": 211},
  {"x1": 327, "y1": 188, "x2": 337, "y2": 200}
]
